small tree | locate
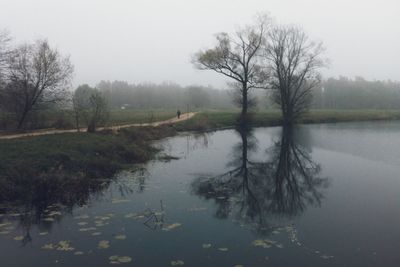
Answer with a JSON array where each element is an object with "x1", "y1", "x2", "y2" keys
[
  {"x1": 73, "y1": 85, "x2": 109, "y2": 133},
  {"x1": 264, "y1": 26, "x2": 325, "y2": 125},
  {"x1": 5, "y1": 39, "x2": 73, "y2": 129},
  {"x1": 72, "y1": 84, "x2": 92, "y2": 131},
  {"x1": 193, "y1": 15, "x2": 271, "y2": 121},
  {"x1": 86, "y1": 90, "x2": 108, "y2": 132}
]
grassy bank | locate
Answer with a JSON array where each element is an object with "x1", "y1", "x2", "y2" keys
[
  {"x1": 0, "y1": 109, "x2": 178, "y2": 131},
  {"x1": 175, "y1": 109, "x2": 400, "y2": 131},
  {"x1": 0, "y1": 126, "x2": 176, "y2": 205}
]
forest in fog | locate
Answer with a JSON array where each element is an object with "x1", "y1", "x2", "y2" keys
[{"x1": 95, "y1": 77, "x2": 400, "y2": 110}]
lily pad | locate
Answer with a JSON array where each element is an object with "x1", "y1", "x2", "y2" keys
[
  {"x1": 98, "y1": 240, "x2": 110, "y2": 249},
  {"x1": 171, "y1": 260, "x2": 184, "y2": 266},
  {"x1": 162, "y1": 223, "x2": 182, "y2": 231},
  {"x1": 115, "y1": 235, "x2": 126, "y2": 240},
  {"x1": 202, "y1": 243, "x2": 212, "y2": 249},
  {"x1": 109, "y1": 255, "x2": 132, "y2": 264},
  {"x1": 13, "y1": 236, "x2": 24, "y2": 241}
]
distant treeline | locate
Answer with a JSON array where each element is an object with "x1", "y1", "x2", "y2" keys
[
  {"x1": 95, "y1": 77, "x2": 400, "y2": 110},
  {"x1": 312, "y1": 77, "x2": 400, "y2": 109},
  {"x1": 96, "y1": 80, "x2": 237, "y2": 110}
]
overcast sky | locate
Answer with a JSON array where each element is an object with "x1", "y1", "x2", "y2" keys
[{"x1": 0, "y1": 0, "x2": 399, "y2": 88}]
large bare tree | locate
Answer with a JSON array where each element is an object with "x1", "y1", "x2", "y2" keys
[
  {"x1": 265, "y1": 26, "x2": 325, "y2": 125},
  {"x1": 5, "y1": 39, "x2": 73, "y2": 129},
  {"x1": 193, "y1": 15, "x2": 271, "y2": 122}
]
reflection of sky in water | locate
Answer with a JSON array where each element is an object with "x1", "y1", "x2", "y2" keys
[{"x1": 1, "y1": 122, "x2": 400, "y2": 266}]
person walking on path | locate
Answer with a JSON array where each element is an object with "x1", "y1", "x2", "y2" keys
[{"x1": 177, "y1": 109, "x2": 181, "y2": 119}]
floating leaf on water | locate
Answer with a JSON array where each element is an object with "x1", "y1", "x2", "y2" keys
[
  {"x1": 124, "y1": 213, "x2": 137, "y2": 218},
  {"x1": 42, "y1": 243, "x2": 55, "y2": 250},
  {"x1": 320, "y1": 255, "x2": 333, "y2": 259},
  {"x1": 79, "y1": 227, "x2": 97, "y2": 232},
  {"x1": 0, "y1": 223, "x2": 11, "y2": 228},
  {"x1": 252, "y1": 239, "x2": 281, "y2": 249},
  {"x1": 252, "y1": 239, "x2": 271, "y2": 248},
  {"x1": 56, "y1": 240, "x2": 75, "y2": 251},
  {"x1": 218, "y1": 248, "x2": 228, "y2": 252},
  {"x1": 115, "y1": 235, "x2": 126, "y2": 240},
  {"x1": 109, "y1": 255, "x2": 119, "y2": 261},
  {"x1": 74, "y1": 214, "x2": 90, "y2": 220},
  {"x1": 98, "y1": 240, "x2": 110, "y2": 249},
  {"x1": 0, "y1": 231, "x2": 10, "y2": 235},
  {"x1": 272, "y1": 231, "x2": 280, "y2": 235},
  {"x1": 109, "y1": 255, "x2": 132, "y2": 264},
  {"x1": 43, "y1": 217, "x2": 55, "y2": 222},
  {"x1": 111, "y1": 199, "x2": 131, "y2": 204},
  {"x1": 95, "y1": 216, "x2": 111, "y2": 221},
  {"x1": 41, "y1": 241, "x2": 74, "y2": 251},
  {"x1": 39, "y1": 232, "x2": 49, "y2": 236},
  {"x1": 48, "y1": 211, "x2": 62, "y2": 216},
  {"x1": 202, "y1": 244, "x2": 212, "y2": 249},
  {"x1": 92, "y1": 232, "x2": 102, "y2": 236},
  {"x1": 171, "y1": 260, "x2": 184, "y2": 266},
  {"x1": 13, "y1": 236, "x2": 24, "y2": 241},
  {"x1": 77, "y1": 222, "x2": 88, "y2": 226},
  {"x1": 74, "y1": 251, "x2": 84, "y2": 255},
  {"x1": 95, "y1": 223, "x2": 108, "y2": 227},
  {"x1": 118, "y1": 256, "x2": 132, "y2": 263},
  {"x1": 162, "y1": 223, "x2": 182, "y2": 231}
]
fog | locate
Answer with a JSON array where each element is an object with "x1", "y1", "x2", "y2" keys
[{"x1": 0, "y1": 0, "x2": 399, "y2": 88}]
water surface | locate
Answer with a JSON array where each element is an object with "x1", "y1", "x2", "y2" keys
[{"x1": 1, "y1": 121, "x2": 400, "y2": 266}]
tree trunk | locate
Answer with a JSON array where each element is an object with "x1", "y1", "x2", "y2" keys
[
  {"x1": 241, "y1": 85, "x2": 248, "y2": 118},
  {"x1": 17, "y1": 107, "x2": 30, "y2": 130}
]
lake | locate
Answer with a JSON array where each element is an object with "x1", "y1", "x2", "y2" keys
[{"x1": 1, "y1": 121, "x2": 400, "y2": 266}]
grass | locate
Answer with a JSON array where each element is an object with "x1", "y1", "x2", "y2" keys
[
  {"x1": 0, "y1": 125, "x2": 177, "y2": 204},
  {"x1": 108, "y1": 109, "x2": 177, "y2": 125},
  {"x1": 0, "y1": 109, "x2": 178, "y2": 131}
]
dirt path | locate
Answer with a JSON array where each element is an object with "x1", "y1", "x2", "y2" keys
[{"x1": 0, "y1": 112, "x2": 196, "y2": 140}]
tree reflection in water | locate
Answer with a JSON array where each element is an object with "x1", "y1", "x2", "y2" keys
[{"x1": 191, "y1": 125, "x2": 329, "y2": 235}]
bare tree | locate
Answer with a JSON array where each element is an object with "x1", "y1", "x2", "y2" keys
[
  {"x1": 193, "y1": 15, "x2": 271, "y2": 122},
  {"x1": 73, "y1": 85, "x2": 109, "y2": 133},
  {"x1": 5, "y1": 39, "x2": 73, "y2": 129},
  {"x1": 72, "y1": 84, "x2": 92, "y2": 131},
  {"x1": 86, "y1": 89, "x2": 109, "y2": 133},
  {"x1": 264, "y1": 26, "x2": 325, "y2": 125}
]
